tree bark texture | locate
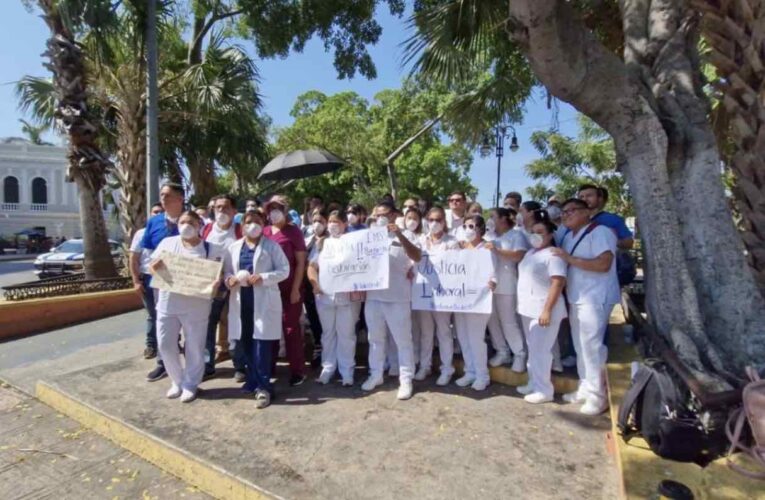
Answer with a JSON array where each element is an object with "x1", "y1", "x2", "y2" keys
[
  {"x1": 507, "y1": 0, "x2": 765, "y2": 384},
  {"x1": 39, "y1": 0, "x2": 117, "y2": 279},
  {"x1": 693, "y1": 0, "x2": 765, "y2": 295}
]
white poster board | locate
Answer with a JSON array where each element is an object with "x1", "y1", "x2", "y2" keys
[
  {"x1": 318, "y1": 227, "x2": 390, "y2": 293},
  {"x1": 412, "y1": 249, "x2": 494, "y2": 314},
  {"x1": 151, "y1": 251, "x2": 222, "y2": 299}
]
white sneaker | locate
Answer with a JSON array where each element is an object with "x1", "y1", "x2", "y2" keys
[
  {"x1": 455, "y1": 374, "x2": 476, "y2": 387},
  {"x1": 166, "y1": 383, "x2": 182, "y2": 399},
  {"x1": 341, "y1": 378, "x2": 354, "y2": 387},
  {"x1": 180, "y1": 389, "x2": 196, "y2": 403},
  {"x1": 471, "y1": 379, "x2": 490, "y2": 391},
  {"x1": 361, "y1": 376, "x2": 383, "y2": 392},
  {"x1": 511, "y1": 356, "x2": 527, "y2": 373},
  {"x1": 397, "y1": 382, "x2": 413, "y2": 400},
  {"x1": 489, "y1": 351, "x2": 511, "y2": 367},
  {"x1": 317, "y1": 370, "x2": 333, "y2": 385},
  {"x1": 524, "y1": 392, "x2": 553, "y2": 404},
  {"x1": 516, "y1": 384, "x2": 534, "y2": 395},
  {"x1": 436, "y1": 371, "x2": 453, "y2": 386},
  {"x1": 562, "y1": 391, "x2": 585, "y2": 404},
  {"x1": 580, "y1": 398, "x2": 609, "y2": 415},
  {"x1": 561, "y1": 355, "x2": 577, "y2": 368},
  {"x1": 414, "y1": 367, "x2": 431, "y2": 381}
]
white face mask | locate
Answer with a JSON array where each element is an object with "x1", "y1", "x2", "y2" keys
[
  {"x1": 463, "y1": 228, "x2": 477, "y2": 241},
  {"x1": 328, "y1": 222, "x2": 343, "y2": 237},
  {"x1": 375, "y1": 216, "x2": 389, "y2": 227},
  {"x1": 546, "y1": 205, "x2": 562, "y2": 220},
  {"x1": 347, "y1": 213, "x2": 358, "y2": 225},
  {"x1": 313, "y1": 222, "x2": 325, "y2": 235},
  {"x1": 245, "y1": 223, "x2": 262, "y2": 239},
  {"x1": 269, "y1": 209, "x2": 284, "y2": 224},
  {"x1": 405, "y1": 219, "x2": 419, "y2": 232},
  {"x1": 179, "y1": 223, "x2": 197, "y2": 240},
  {"x1": 429, "y1": 221, "x2": 444, "y2": 235},
  {"x1": 395, "y1": 216, "x2": 406, "y2": 230},
  {"x1": 216, "y1": 212, "x2": 231, "y2": 226},
  {"x1": 486, "y1": 219, "x2": 496, "y2": 232},
  {"x1": 529, "y1": 233, "x2": 545, "y2": 248}
]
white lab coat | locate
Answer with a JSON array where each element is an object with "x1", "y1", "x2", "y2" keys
[{"x1": 224, "y1": 238, "x2": 290, "y2": 341}]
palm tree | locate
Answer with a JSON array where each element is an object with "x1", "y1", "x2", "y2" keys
[
  {"x1": 33, "y1": 0, "x2": 117, "y2": 279},
  {"x1": 18, "y1": 119, "x2": 52, "y2": 145},
  {"x1": 694, "y1": 0, "x2": 765, "y2": 293}
]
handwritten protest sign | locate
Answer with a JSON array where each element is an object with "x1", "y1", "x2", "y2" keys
[
  {"x1": 318, "y1": 227, "x2": 390, "y2": 293},
  {"x1": 150, "y1": 251, "x2": 222, "y2": 299},
  {"x1": 412, "y1": 249, "x2": 493, "y2": 314}
]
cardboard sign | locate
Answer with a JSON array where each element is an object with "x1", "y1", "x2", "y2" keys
[
  {"x1": 318, "y1": 227, "x2": 390, "y2": 293},
  {"x1": 150, "y1": 251, "x2": 222, "y2": 299}
]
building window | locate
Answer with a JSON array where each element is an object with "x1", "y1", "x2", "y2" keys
[
  {"x1": 3, "y1": 176, "x2": 19, "y2": 203},
  {"x1": 32, "y1": 177, "x2": 48, "y2": 205}
]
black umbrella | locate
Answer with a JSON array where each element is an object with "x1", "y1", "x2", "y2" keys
[{"x1": 258, "y1": 149, "x2": 345, "y2": 181}]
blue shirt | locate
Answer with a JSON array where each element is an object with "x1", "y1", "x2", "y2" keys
[
  {"x1": 141, "y1": 213, "x2": 179, "y2": 251},
  {"x1": 239, "y1": 241, "x2": 257, "y2": 314},
  {"x1": 591, "y1": 211, "x2": 633, "y2": 240},
  {"x1": 346, "y1": 223, "x2": 367, "y2": 233}
]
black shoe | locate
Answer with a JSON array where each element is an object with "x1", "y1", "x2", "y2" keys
[
  {"x1": 143, "y1": 346, "x2": 157, "y2": 359},
  {"x1": 310, "y1": 348, "x2": 322, "y2": 369},
  {"x1": 233, "y1": 370, "x2": 247, "y2": 383},
  {"x1": 146, "y1": 365, "x2": 166, "y2": 382},
  {"x1": 289, "y1": 374, "x2": 306, "y2": 387},
  {"x1": 202, "y1": 366, "x2": 216, "y2": 380}
]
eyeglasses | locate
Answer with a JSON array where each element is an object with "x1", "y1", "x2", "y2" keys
[{"x1": 561, "y1": 208, "x2": 585, "y2": 216}]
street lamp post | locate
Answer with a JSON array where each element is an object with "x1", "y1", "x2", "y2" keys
[{"x1": 481, "y1": 124, "x2": 519, "y2": 207}]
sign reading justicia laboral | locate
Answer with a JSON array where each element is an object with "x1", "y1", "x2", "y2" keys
[{"x1": 412, "y1": 249, "x2": 494, "y2": 314}]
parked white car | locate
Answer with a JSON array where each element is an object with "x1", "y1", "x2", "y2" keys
[{"x1": 33, "y1": 239, "x2": 122, "y2": 278}]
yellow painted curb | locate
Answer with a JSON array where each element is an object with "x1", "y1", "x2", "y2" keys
[
  {"x1": 36, "y1": 381, "x2": 281, "y2": 500},
  {"x1": 452, "y1": 359, "x2": 579, "y2": 394}
]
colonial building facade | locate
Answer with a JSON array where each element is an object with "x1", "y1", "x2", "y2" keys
[{"x1": 0, "y1": 137, "x2": 120, "y2": 242}]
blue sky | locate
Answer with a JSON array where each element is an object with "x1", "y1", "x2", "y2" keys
[{"x1": 0, "y1": 2, "x2": 580, "y2": 207}]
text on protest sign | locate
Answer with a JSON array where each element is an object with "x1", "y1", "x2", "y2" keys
[
  {"x1": 151, "y1": 251, "x2": 222, "y2": 299},
  {"x1": 412, "y1": 249, "x2": 494, "y2": 314},
  {"x1": 318, "y1": 227, "x2": 390, "y2": 293}
]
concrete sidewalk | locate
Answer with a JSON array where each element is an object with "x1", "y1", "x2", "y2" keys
[
  {"x1": 38, "y1": 356, "x2": 619, "y2": 500},
  {"x1": 0, "y1": 381, "x2": 210, "y2": 500}
]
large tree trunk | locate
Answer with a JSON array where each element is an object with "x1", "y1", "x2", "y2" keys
[
  {"x1": 39, "y1": 0, "x2": 116, "y2": 279},
  {"x1": 507, "y1": 0, "x2": 765, "y2": 383},
  {"x1": 188, "y1": 157, "x2": 218, "y2": 204},
  {"x1": 693, "y1": 0, "x2": 765, "y2": 295}
]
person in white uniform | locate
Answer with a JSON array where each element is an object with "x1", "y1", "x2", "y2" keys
[
  {"x1": 149, "y1": 211, "x2": 224, "y2": 403},
  {"x1": 486, "y1": 207, "x2": 529, "y2": 372},
  {"x1": 516, "y1": 211, "x2": 567, "y2": 404},
  {"x1": 455, "y1": 215, "x2": 497, "y2": 391},
  {"x1": 361, "y1": 201, "x2": 422, "y2": 401},
  {"x1": 223, "y1": 210, "x2": 290, "y2": 409},
  {"x1": 307, "y1": 210, "x2": 363, "y2": 386},
  {"x1": 416, "y1": 206, "x2": 460, "y2": 385},
  {"x1": 445, "y1": 191, "x2": 467, "y2": 240},
  {"x1": 553, "y1": 198, "x2": 620, "y2": 415}
]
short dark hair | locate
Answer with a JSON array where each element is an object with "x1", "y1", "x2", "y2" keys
[
  {"x1": 243, "y1": 210, "x2": 265, "y2": 225},
  {"x1": 151, "y1": 202, "x2": 163, "y2": 210},
  {"x1": 375, "y1": 201, "x2": 397, "y2": 213},
  {"x1": 495, "y1": 207, "x2": 517, "y2": 228},
  {"x1": 521, "y1": 200, "x2": 542, "y2": 212},
  {"x1": 212, "y1": 194, "x2": 237, "y2": 207},
  {"x1": 327, "y1": 209, "x2": 347, "y2": 223},
  {"x1": 161, "y1": 182, "x2": 184, "y2": 197},
  {"x1": 449, "y1": 191, "x2": 466, "y2": 200},
  {"x1": 504, "y1": 191, "x2": 522, "y2": 204},
  {"x1": 598, "y1": 186, "x2": 609, "y2": 203},
  {"x1": 347, "y1": 203, "x2": 365, "y2": 215},
  {"x1": 179, "y1": 209, "x2": 203, "y2": 225},
  {"x1": 578, "y1": 184, "x2": 600, "y2": 196},
  {"x1": 562, "y1": 198, "x2": 589, "y2": 210},
  {"x1": 427, "y1": 205, "x2": 446, "y2": 220}
]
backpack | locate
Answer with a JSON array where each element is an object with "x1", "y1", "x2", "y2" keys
[
  {"x1": 726, "y1": 366, "x2": 765, "y2": 479},
  {"x1": 617, "y1": 361, "x2": 706, "y2": 462},
  {"x1": 616, "y1": 250, "x2": 637, "y2": 287}
]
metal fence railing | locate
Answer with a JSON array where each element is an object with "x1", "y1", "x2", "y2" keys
[{"x1": 2, "y1": 273, "x2": 132, "y2": 301}]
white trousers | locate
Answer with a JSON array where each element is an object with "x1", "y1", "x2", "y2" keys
[
  {"x1": 487, "y1": 294, "x2": 526, "y2": 359},
  {"x1": 521, "y1": 310, "x2": 565, "y2": 398},
  {"x1": 365, "y1": 300, "x2": 415, "y2": 383},
  {"x1": 416, "y1": 310, "x2": 454, "y2": 374},
  {"x1": 569, "y1": 303, "x2": 612, "y2": 403},
  {"x1": 454, "y1": 312, "x2": 490, "y2": 383},
  {"x1": 157, "y1": 309, "x2": 209, "y2": 392},
  {"x1": 318, "y1": 301, "x2": 361, "y2": 380}
]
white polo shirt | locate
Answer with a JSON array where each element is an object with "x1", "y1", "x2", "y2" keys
[
  {"x1": 562, "y1": 224, "x2": 620, "y2": 305},
  {"x1": 517, "y1": 247, "x2": 568, "y2": 318},
  {"x1": 129, "y1": 228, "x2": 152, "y2": 274},
  {"x1": 492, "y1": 229, "x2": 529, "y2": 295},
  {"x1": 419, "y1": 232, "x2": 459, "y2": 253},
  {"x1": 367, "y1": 230, "x2": 420, "y2": 304}
]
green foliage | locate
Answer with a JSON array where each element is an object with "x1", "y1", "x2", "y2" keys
[
  {"x1": 274, "y1": 84, "x2": 475, "y2": 208},
  {"x1": 524, "y1": 115, "x2": 632, "y2": 216}
]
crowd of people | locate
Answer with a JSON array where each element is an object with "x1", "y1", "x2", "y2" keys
[{"x1": 129, "y1": 183, "x2": 633, "y2": 413}]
